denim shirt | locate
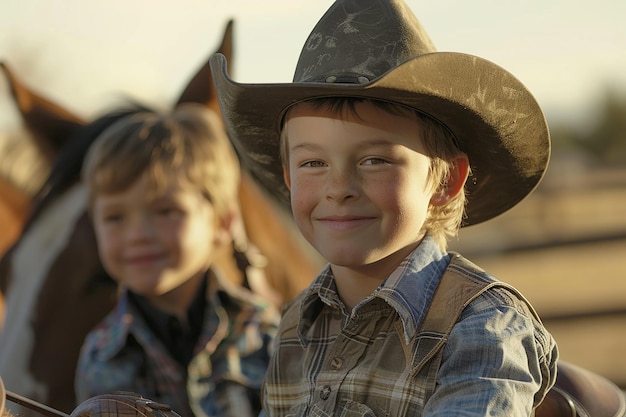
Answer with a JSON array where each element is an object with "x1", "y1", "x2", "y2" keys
[
  {"x1": 76, "y1": 270, "x2": 279, "y2": 417},
  {"x1": 262, "y1": 237, "x2": 558, "y2": 416}
]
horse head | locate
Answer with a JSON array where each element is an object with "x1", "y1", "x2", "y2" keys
[{"x1": 0, "y1": 56, "x2": 88, "y2": 258}]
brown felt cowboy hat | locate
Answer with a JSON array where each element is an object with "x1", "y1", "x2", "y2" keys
[{"x1": 209, "y1": 0, "x2": 550, "y2": 226}]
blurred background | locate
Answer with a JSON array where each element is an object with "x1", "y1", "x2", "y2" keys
[{"x1": 1, "y1": 0, "x2": 625, "y2": 388}]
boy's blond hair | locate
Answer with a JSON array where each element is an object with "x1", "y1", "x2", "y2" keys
[
  {"x1": 82, "y1": 104, "x2": 240, "y2": 221},
  {"x1": 280, "y1": 98, "x2": 468, "y2": 251}
]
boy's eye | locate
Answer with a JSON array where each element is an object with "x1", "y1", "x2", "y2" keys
[
  {"x1": 154, "y1": 205, "x2": 184, "y2": 218},
  {"x1": 101, "y1": 213, "x2": 124, "y2": 224},
  {"x1": 300, "y1": 160, "x2": 326, "y2": 168},
  {"x1": 362, "y1": 157, "x2": 389, "y2": 165}
]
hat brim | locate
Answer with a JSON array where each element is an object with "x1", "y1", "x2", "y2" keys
[{"x1": 210, "y1": 52, "x2": 549, "y2": 227}]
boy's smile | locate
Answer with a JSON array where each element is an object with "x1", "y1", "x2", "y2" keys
[
  {"x1": 283, "y1": 101, "x2": 437, "y2": 291},
  {"x1": 123, "y1": 250, "x2": 168, "y2": 268},
  {"x1": 315, "y1": 214, "x2": 378, "y2": 232}
]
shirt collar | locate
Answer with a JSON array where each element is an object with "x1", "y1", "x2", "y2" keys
[
  {"x1": 94, "y1": 268, "x2": 250, "y2": 361},
  {"x1": 297, "y1": 236, "x2": 450, "y2": 345},
  {"x1": 128, "y1": 279, "x2": 207, "y2": 365},
  {"x1": 129, "y1": 278, "x2": 206, "y2": 338}
]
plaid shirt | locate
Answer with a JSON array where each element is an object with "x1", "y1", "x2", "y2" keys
[
  {"x1": 262, "y1": 237, "x2": 558, "y2": 416},
  {"x1": 76, "y1": 270, "x2": 279, "y2": 417}
]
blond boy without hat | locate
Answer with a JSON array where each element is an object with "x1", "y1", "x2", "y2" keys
[
  {"x1": 210, "y1": 0, "x2": 558, "y2": 415},
  {"x1": 76, "y1": 104, "x2": 279, "y2": 417}
]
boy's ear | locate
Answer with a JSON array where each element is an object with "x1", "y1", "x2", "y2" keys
[
  {"x1": 283, "y1": 165, "x2": 292, "y2": 190},
  {"x1": 215, "y1": 209, "x2": 237, "y2": 248},
  {"x1": 430, "y1": 155, "x2": 470, "y2": 206}
]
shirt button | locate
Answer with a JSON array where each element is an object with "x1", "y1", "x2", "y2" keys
[
  {"x1": 320, "y1": 385, "x2": 332, "y2": 400},
  {"x1": 330, "y1": 357, "x2": 343, "y2": 370}
]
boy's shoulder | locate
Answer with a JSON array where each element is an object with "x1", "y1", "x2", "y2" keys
[
  {"x1": 443, "y1": 252, "x2": 541, "y2": 318},
  {"x1": 428, "y1": 252, "x2": 542, "y2": 331},
  {"x1": 419, "y1": 252, "x2": 529, "y2": 331}
]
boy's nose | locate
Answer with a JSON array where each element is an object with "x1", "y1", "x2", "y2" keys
[
  {"x1": 126, "y1": 215, "x2": 155, "y2": 240},
  {"x1": 326, "y1": 168, "x2": 358, "y2": 202}
]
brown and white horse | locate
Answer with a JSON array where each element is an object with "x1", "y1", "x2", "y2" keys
[{"x1": 0, "y1": 20, "x2": 319, "y2": 414}]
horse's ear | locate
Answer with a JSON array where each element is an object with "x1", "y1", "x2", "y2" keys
[
  {"x1": 0, "y1": 62, "x2": 85, "y2": 165},
  {"x1": 174, "y1": 19, "x2": 234, "y2": 115}
]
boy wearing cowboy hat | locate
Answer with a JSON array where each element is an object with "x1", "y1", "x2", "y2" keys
[{"x1": 210, "y1": 0, "x2": 558, "y2": 415}]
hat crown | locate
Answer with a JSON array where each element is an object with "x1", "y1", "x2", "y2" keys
[{"x1": 294, "y1": 0, "x2": 437, "y2": 84}]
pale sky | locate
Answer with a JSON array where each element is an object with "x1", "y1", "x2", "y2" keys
[{"x1": 1, "y1": 0, "x2": 625, "y2": 128}]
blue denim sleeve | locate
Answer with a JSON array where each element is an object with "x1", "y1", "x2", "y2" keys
[{"x1": 423, "y1": 298, "x2": 557, "y2": 416}]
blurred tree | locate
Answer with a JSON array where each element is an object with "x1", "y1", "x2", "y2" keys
[
  {"x1": 583, "y1": 88, "x2": 626, "y2": 164},
  {"x1": 550, "y1": 86, "x2": 626, "y2": 165}
]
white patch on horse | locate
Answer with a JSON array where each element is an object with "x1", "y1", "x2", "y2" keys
[
  {"x1": 0, "y1": 130, "x2": 49, "y2": 196},
  {"x1": 0, "y1": 184, "x2": 87, "y2": 403}
]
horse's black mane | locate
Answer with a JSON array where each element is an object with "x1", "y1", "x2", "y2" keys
[{"x1": 24, "y1": 103, "x2": 154, "y2": 232}]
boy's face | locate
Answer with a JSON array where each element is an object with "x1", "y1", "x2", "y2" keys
[
  {"x1": 92, "y1": 174, "x2": 228, "y2": 307},
  {"x1": 283, "y1": 101, "x2": 436, "y2": 277}
]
